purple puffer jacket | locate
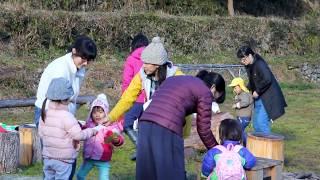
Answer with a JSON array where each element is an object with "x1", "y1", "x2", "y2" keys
[{"x1": 140, "y1": 75, "x2": 218, "y2": 149}]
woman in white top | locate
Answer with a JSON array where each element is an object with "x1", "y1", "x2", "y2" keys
[{"x1": 34, "y1": 35, "x2": 97, "y2": 180}]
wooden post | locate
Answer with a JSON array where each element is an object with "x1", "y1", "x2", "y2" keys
[
  {"x1": 247, "y1": 132, "x2": 284, "y2": 164},
  {"x1": 31, "y1": 126, "x2": 42, "y2": 164},
  {"x1": 0, "y1": 131, "x2": 19, "y2": 173},
  {"x1": 19, "y1": 126, "x2": 33, "y2": 166},
  {"x1": 19, "y1": 124, "x2": 42, "y2": 166}
]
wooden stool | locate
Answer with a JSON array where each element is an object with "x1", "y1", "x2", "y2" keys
[
  {"x1": 246, "y1": 157, "x2": 282, "y2": 180},
  {"x1": 19, "y1": 124, "x2": 42, "y2": 166},
  {"x1": 247, "y1": 132, "x2": 284, "y2": 165}
]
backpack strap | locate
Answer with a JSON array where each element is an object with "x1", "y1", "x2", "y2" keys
[
  {"x1": 216, "y1": 144, "x2": 242, "y2": 152},
  {"x1": 232, "y1": 145, "x2": 243, "y2": 153},
  {"x1": 215, "y1": 145, "x2": 227, "y2": 153}
]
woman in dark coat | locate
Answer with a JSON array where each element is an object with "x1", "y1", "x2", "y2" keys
[
  {"x1": 237, "y1": 46, "x2": 287, "y2": 134},
  {"x1": 136, "y1": 70, "x2": 226, "y2": 180}
]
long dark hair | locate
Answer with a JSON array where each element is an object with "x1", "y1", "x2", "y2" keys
[
  {"x1": 157, "y1": 62, "x2": 173, "y2": 86},
  {"x1": 219, "y1": 119, "x2": 242, "y2": 144},
  {"x1": 68, "y1": 35, "x2": 97, "y2": 61},
  {"x1": 196, "y1": 70, "x2": 226, "y2": 103},
  {"x1": 41, "y1": 98, "x2": 48, "y2": 122},
  {"x1": 131, "y1": 33, "x2": 149, "y2": 52}
]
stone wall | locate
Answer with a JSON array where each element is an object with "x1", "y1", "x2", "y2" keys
[{"x1": 300, "y1": 62, "x2": 320, "y2": 83}]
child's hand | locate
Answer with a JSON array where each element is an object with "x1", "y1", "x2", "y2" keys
[
  {"x1": 73, "y1": 140, "x2": 80, "y2": 150},
  {"x1": 112, "y1": 135, "x2": 120, "y2": 144},
  {"x1": 92, "y1": 128, "x2": 99, "y2": 135},
  {"x1": 104, "y1": 130, "x2": 114, "y2": 143}
]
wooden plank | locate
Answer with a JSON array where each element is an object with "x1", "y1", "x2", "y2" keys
[
  {"x1": 19, "y1": 127, "x2": 33, "y2": 166},
  {"x1": 270, "y1": 165, "x2": 282, "y2": 180},
  {"x1": 175, "y1": 64, "x2": 244, "y2": 69},
  {"x1": 0, "y1": 95, "x2": 96, "y2": 108},
  {"x1": 246, "y1": 169, "x2": 263, "y2": 180},
  {"x1": 250, "y1": 157, "x2": 282, "y2": 170}
]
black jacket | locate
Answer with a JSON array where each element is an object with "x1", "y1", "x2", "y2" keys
[{"x1": 246, "y1": 54, "x2": 287, "y2": 120}]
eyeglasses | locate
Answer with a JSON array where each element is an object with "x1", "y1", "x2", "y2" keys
[{"x1": 240, "y1": 56, "x2": 248, "y2": 63}]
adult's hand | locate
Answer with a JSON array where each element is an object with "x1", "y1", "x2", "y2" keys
[
  {"x1": 102, "y1": 115, "x2": 111, "y2": 126},
  {"x1": 253, "y1": 91, "x2": 259, "y2": 98}
]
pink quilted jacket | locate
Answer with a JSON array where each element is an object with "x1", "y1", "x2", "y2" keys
[
  {"x1": 39, "y1": 101, "x2": 95, "y2": 161},
  {"x1": 121, "y1": 47, "x2": 146, "y2": 103},
  {"x1": 82, "y1": 120, "x2": 124, "y2": 161},
  {"x1": 82, "y1": 95, "x2": 124, "y2": 161}
]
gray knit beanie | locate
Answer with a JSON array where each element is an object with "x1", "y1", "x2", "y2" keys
[
  {"x1": 46, "y1": 77, "x2": 74, "y2": 100},
  {"x1": 141, "y1": 36, "x2": 169, "y2": 65}
]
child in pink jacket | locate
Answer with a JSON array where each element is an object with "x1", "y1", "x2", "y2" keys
[
  {"x1": 77, "y1": 94, "x2": 124, "y2": 180},
  {"x1": 39, "y1": 78, "x2": 97, "y2": 180},
  {"x1": 122, "y1": 33, "x2": 148, "y2": 160}
]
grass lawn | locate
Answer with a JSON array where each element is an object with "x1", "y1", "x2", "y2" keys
[{"x1": 1, "y1": 82, "x2": 319, "y2": 178}]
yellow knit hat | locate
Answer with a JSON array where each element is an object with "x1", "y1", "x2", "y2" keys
[{"x1": 228, "y1": 77, "x2": 249, "y2": 93}]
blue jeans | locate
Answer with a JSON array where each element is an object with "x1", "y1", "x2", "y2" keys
[
  {"x1": 77, "y1": 159, "x2": 110, "y2": 180},
  {"x1": 237, "y1": 116, "x2": 251, "y2": 147},
  {"x1": 34, "y1": 106, "x2": 42, "y2": 128},
  {"x1": 43, "y1": 158, "x2": 72, "y2": 180},
  {"x1": 253, "y1": 98, "x2": 271, "y2": 134},
  {"x1": 124, "y1": 102, "x2": 143, "y2": 128}
]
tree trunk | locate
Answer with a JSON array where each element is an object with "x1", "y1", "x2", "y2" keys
[
  {"x1": 19, "y1": 125, "x2": 42, "y2": 166},
  {"x1": 227, "y1": 0, "x2": 235, "y2": 16},
  {"x1": 184, "y1": 112, "x2": 233, "y2": 151},
  {"x1": 0, "y1": 132, "x2": 19, "y2": 173},
  {"x1": 144, "y1": 0, "x2": 149, "y2": 11},
  {"x1": 158, "y1": 0, "x2": 165, "y2": 9}
]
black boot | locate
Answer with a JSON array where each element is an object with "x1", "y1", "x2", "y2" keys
[{"x1": 124, "y1": 127, "x2": 138, "y2": 161}]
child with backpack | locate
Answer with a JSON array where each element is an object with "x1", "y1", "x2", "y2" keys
[
  {"x1": 77, "y1": 94, "x2": 124, "y2": 180},
  {"x1": 38, "y1": 78, "x2": 98, "y2": 180},
  {"x1": 201, "y1": 119, "x2": 256, "y2": 180},
  {"x1": 228, "y1": 77, "x2": 253, "y2": 147}
]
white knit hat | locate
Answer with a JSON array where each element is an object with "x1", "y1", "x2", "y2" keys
[{"x1": 141, "y1": 36, "x2": 169, "y2": 65}]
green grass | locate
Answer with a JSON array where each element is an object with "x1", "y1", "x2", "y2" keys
[
  {"x1": 1, "y1": 50, "x2": 320, "y2": 176},
  {"x1": 1, "y1": 81, "x2": 320, "y2": 177}
]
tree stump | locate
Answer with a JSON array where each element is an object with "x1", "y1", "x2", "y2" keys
[
  {"x1": 184, "y1": 112, "x2": 233, "y2": 151},
  {"x1": 0, "y1": 131, "x2": 19, "y2": 173},
  {"x1": 19, "y1": 124, "x2": 42, "y2": 166}
]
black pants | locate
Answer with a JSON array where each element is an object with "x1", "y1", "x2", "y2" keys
[
  {"x1": 68, "y1": 159, "x2": 76, "y2": 180},
  {"x1": 136, "y1": 121, "x2": 186, "y2": 180}
]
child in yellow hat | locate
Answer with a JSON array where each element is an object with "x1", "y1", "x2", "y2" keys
[{"x1": 228, "y1": 77, "x2": 253, "y2": 146}]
